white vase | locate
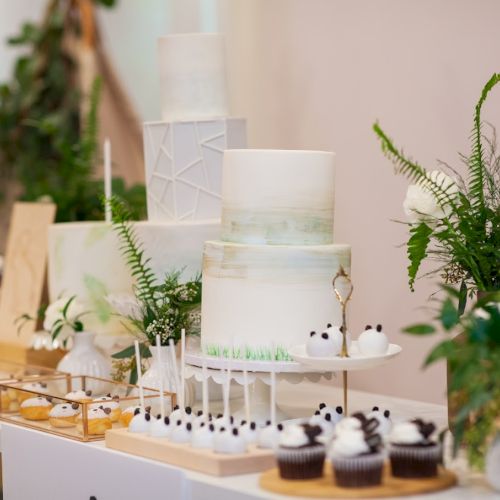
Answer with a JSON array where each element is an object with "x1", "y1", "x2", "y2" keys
[
  {"x1": 141, "y1": 346, "x2": 195, "y2": 409},
  {"x1": 57, "y1": 331, "x2": 112, "y2": 394}
]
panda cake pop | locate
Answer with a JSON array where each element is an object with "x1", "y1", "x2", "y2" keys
[
  {"x1": 325, "y1": 324, "x2": 352, "y2": 355},
  {"x1": 358, "y1": 324, "x2": 389, "y2": 356},
  {"x1": 239, "y1": 420, "x2": 258, "y2": 444},
  {"x1": 214, "y1": 413, "x2": 234, "y2": 431},
  {"x1": 128, "y1": 408, "x2": 152, "y2": 434},
  {"x1": 318, "y1": 403, "x2": 344, "y2": 424},
  {"x1": 149, "y1": 415, "x2": 172, "y2": 438},
  {"x1": 169, "y1": 405, "x2": 194, "y2": 423},
  {"x1": 257, "y1": 421, "x2": 284, "y2": 449},
  {"x1": 306, "y1": 330, "x2": 337, "y2": 357},
  {"x1": 214, "y1": 427, "x2": 247, "y2": 454},
  {"x1": 170, "y1": 420, "x2": 193, "y2": 443},
  {"x1": 367, "y1": 406, "x2": 392, "y2": 437},
  {"x1": 191, "y1": 422, "x2": 216, "y2": 449}
]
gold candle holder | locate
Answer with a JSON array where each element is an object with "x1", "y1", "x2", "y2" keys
[{"x1": 332, "y1": 266, "x2": 353, "y2": 414}]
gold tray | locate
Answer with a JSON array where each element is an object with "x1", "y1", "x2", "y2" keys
[{"x1": 260, "y1": 463, "x2": 457, "y2": 498}]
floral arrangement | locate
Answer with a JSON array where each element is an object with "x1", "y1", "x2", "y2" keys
[
  {"x1": 107, "y1": 197, "x2": 202, "y2": 383},
  {"x1": 404, "y1": 289, "x2": 500, "y2": 469},
  {"x1": 373, "y1": 73, "x2": 500, "y2": 309},
  {"x1": 17, "y1": 295, "x2": 87, "y2": 347},
  {"x1": 373, "y1": 73, "x2": 500, "y2": 471}
]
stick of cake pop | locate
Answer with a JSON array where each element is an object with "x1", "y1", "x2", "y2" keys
[
  {"x1": 223, "y1": 348, "x2": 232, "y2": 418},
  {"x1": 243, "y1": 361, "x2": 250, "y2": 423},
  {"x1": 270, "y1": 344, "x2": 277, "y2": 426},
  {"x1": 134, "y1": 340, "x2": 145, "y2": 410},
  {"x1": 155, "y1": 334, "x2": 166, "y2": 420},
  {"x1": 168, "y1": 338, "x2": 180, "y2": 409},
  {"x1": 104, "y1": 138, "x2": 112, "y2": 223},
  {"x1": 201, "y1": 350, "x2": 209, "y2": 419},
  {"x1": 180, "y1": 328, "x2": 186, "y2": 415}
]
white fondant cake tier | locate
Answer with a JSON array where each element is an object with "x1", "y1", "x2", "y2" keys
[
  {"x1": 144, "y1": 118, "x2": 246, "y2": 222},
  {"x1": 158, "y1": 33, "x2": 228, "y2": 122},
  {"x1": 200, "y1": 241, "x2": 351, "y2": 359},
  {"x1": 48, "y1": 220, "x2": 219, "y2": 335},
  {"x1": 221, "y1": 150, "x2": 335, "y2": 245}
]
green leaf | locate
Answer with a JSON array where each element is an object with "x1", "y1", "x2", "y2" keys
[
  {"x1": 112, "y1": 344, "x2": 136, "y2": 359},
  {"x1": 73, "y1": 320, "x2": 84, "y2": 332},
  {"x1": 423, "y1": 340, "x2": 456, "y2": 367},
  {"x1": 402, "y1": 324, "x2": 436, "y2": 335},
  {"x1": 458, "y1": 281, "x2": 467, "y2": 316},
  {"x1": 407, "y1": 222, "x2": 433, "y2": 291},
  {"x1": 52, "y1": 323, "x2": 64, "y2": 340},
  {"x1": 440, "y1": 298, "x2": 460, "y2": 331},
  {"x1": 61, "y1": 295, "x2": 76, "y2": 320}
]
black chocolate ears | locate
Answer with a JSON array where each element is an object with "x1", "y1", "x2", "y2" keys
[
  {"x1": 372, "y1": 406, "x2": 379, "y2": 411},
  {"x1": 310, "y1": 331, "x2": 316, "y2": 337},
  {"x1": 232, "y1": 428, "x2": 239, "y2": 436},
  {"x1": 376, "y1": 324, "x2": 382, "y2": 332},
  {"x1": 325, "y1": 413, "x2": 332, "y2": 422},
  {"x1": 365, "y1": 325, "x2": 372, "y2": 330},
  {"x1": 134, "y1": 408, "x2": 141, "y2": 415},
  {"x1": 145, "y1": 412, "x2": 151, "y2": 421},
  {"x1": 384, "y1": 410, "x2": 390, "y2": 418},
  {"x1": 319, "y1": 403, "x2": 326, "y2": 409},
  {"x1": 327, "y1": 323, "x2": 332, "y2": 328},
  {"x1": 336, "y1": 406, "x2": 343, "y2": 414}
]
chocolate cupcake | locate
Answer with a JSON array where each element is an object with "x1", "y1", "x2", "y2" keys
[
  {"x1": 330, "y1": 414, "x2": 384, "y2": 488},
  {"x1": 389, "y1": 419, "x2": 440, "y2": 478},
  {"x1": 276, "y1": 424, "x2": 326, "y2": 480}
]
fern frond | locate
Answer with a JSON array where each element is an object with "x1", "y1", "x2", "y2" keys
[
  {"x1": 407, "y1": 222, "x2": 433, "y2": 291},
  {"x1": 373, "y1": 123, "x2": 457, "y2": 208},
  {"x1": 467, "y1": 73, "x2": 500, "y2": 211},
  {"x1": 107, "y1": 196, "x2": 157, "y2": 305}
]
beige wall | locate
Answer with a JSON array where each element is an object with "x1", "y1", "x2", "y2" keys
[{"x1": 217, "y1": 0, "x2": 500, "y2": 404}]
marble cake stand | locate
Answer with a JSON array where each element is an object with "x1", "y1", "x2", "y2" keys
[{"x1": 184, "y1": 351, "x2": 332, "y2": 423}]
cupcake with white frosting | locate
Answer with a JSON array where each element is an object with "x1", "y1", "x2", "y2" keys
[
  {"x1": 277, "y1": 424, "x2": 326, "y2": 480},
  {"x1": 309, "y1": 411, "x2": 337, "y2": 442},
  {"x1": 389, "y1": 419, "x2": 440, "y2": 478},
  {"x1": 330, "y1": 414, "x2": 383, "y2": 487}
]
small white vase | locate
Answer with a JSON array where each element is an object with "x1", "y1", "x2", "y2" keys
[
  {"x1": 57, "y1": 331, "x2": 112, "y2": 394},
  {"x1": 141, "y1": 346, "x2": 195, "y2": 408}
]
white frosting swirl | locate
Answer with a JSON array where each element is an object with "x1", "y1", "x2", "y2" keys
[
  {"x1": 279, "y1": 424, "x2": 309, "y2": 448},
  {"x1": 20, "y1": 397, "x2": 52, "y2": 408},
  {"x1": 330, "y1": 429, "x2": 369, "y2": 458},
  {"x1": 389, "y1": 422, "x2": 424, "y2": 444},
  {"x1": 49, "y1": 403, "x2": 80, "y2": 417},
  {"x1": 335, "y1": 416, "x2": 362, "y2": 434}
]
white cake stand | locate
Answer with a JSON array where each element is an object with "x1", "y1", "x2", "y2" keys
[{"x1": 184, "y1": 350, "x2": 332, "y2": 423}]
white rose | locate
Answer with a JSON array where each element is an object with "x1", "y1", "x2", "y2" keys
[
  {"x1": 403, "y1": 170, "x2": 458, "y2": 223},
  {"x1": 105, "y1": 293, "x2": 143, "y2": 321},
  {"x1": 43, "y1": 296, "x2": 86, "y2": 336}
]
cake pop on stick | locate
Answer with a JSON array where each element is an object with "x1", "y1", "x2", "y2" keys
[
  {"x1": 180, "y1": 328, "x2": 186, "y2": 416},
  {"x1": 202, "y1": 352, "x2": 209, "y2": 419},
  {"x1": 243, "y1": 362, "x2": 251, "y2": 423},
  {"x1": 270, "y1": 345, "x2": 277, "y2": 426},
  {"x1": 168, "y1": 338, "x2": 180, "y2": 410},
  {"x1": 223, "y1": 348, "x2": 232, "y2": 419},
  {"x1": 134, "y1": 340, "x2": 145, "y2": 411},
  {"x1": 155, "y1": 335, "x2": 166, "y2": 420}
]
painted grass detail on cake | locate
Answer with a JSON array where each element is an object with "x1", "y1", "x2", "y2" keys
[{"x1": 204, "y1": 344, "x2": 292, "y2": 361}]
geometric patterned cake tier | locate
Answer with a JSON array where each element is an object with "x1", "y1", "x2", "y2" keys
[{"x1": 144, "y1": 118, "x2": 246, "y2": 221}]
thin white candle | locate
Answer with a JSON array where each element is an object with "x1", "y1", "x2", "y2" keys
[
  {"x1": 270, "y1": 346, "x2": 277, "y2": 426},
  {"x1": 202, "y1": 354, "x2": 209, "y2": 419},
  {"x1": 104, "y1": 138, "x2": 112, "y2": 223},
  {"x1": 155, "y1": 335, "x2": 165, "y2": 420},
  {"x1": 134, "y1": 340, "x2": 145, "y2": 410},
  {"x1": 180, "y1": 329, "x2": 186, "y2": 415},
  {"x1": 168, "y1": 339, "x2": 180, "y2": 409},
  {"x1": 243, "y1": 363, "x2": 250, "y2": 423}
]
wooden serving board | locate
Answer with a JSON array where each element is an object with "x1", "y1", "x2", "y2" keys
[
  {"x1": 260, "y1": 463, "x2": 457, "y2": 498},
  {"x1": 105, "y1": 427, "x2": 276, "y2": 476}
]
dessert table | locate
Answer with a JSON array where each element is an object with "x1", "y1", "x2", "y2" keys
[{"x1": 0, "y1": 381, "x2": 497, "y2": 500}]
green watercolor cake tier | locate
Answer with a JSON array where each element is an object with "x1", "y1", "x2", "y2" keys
[
  {"x1": 221, "y1": 149, "x2": 335, "y2": 246},
  {"x1": 200, "y1": 240, "x2": 351, "y2": 359}
]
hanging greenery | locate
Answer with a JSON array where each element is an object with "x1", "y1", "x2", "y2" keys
[{"x1": 0, "y1": 0, "x2": 146, "y2": 221}]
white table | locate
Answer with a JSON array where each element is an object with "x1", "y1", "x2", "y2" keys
[{"x1": 1, "y1": 382, "x2": 497, "y2": 500}]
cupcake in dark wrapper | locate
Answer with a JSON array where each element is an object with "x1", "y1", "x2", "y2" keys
[
  {"x1": 389, "y1": 419, "x2": 441, "y2": 478},
  {"x1": 330, "y1": 413, "x2": 384, "y2": 488},
  {"x1": 276, "y1": 424, "x2": 326, "y2": 480}
]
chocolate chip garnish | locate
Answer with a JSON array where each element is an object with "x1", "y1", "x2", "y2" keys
[
  {"x1": 71, "y1": 403, "x2": 80, "y2": 410},
  {"x1": 145, "y1": 413, "x2": 151, "y2": 421},
  {"x1": 376, "y1": 324, "x2": 382, "y2": 332},
  {"x1": 327, "y1": 323, "x2": 332, "y2": 328},
  {"x1": 319, "y1": 403, "x2": 326, "y2": 410},
  {"x1": 134, "y1": 408, "x2": 141, "y2": 415},
  {"x1": 277, "y1": 424, "x2": 283, "y2": 431},
  {"x1": 250, "y1": 422, "x2": 256, "y2": 430},
  {"x1": 164, "y1": 416, "x2": 170, "y2": 425},
  {"x1": 176, "y1": 420, "x2": 182, "y2": 426},
  {"x1": 186, "y1": 423, "x2": 192, "y2": 431},
  {"x1": 209, "y1": 424, "x2": 215, "y2": 432}
]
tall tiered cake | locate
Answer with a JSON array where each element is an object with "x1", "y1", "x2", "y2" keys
[
  {"x1": 201, "y1": 149, "x2": 351, "y2": 359},
  {"x1": 47, "y1": 33, "x2": 246, "y2": 335}
]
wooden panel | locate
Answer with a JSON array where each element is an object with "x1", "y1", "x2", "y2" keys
[
  {"x1": 0, "y1": 202, "x2": 56, "y2": 347},
  {"x1": 106, "y1": 427, "x2": 276, "y2": 476},
  {"x1": 260, "y1": 463, "x2": 457, "y2": 498}
]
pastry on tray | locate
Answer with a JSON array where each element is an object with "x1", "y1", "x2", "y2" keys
[
  {"x1": 19, "y1": 396, "x2": 53, "y2": 421},
  {"x1": 49, "y1": 403, "x2": 80, "y2": 428},
  {"x1": 91, "y1": 395, "x2": 121, "y2": 422},
  {"x1": 77, "y1": 407, "x2": 113, "y2": 435},
  {"x1": 17, "y1": 382, "x2": 50, "y2": 403},
  {"x1": 65, "y1": 389, "x2": 93, "y2": 404}
]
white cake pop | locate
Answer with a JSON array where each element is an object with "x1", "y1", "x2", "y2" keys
[
  {"x1": 170, "y1": 420, "x2": 193, "y2": 443},
  {"x1": 239, "y1": 421, "x2": 258, "y2": 445},
  {"x1": 257, "y1": 421, "x2": 284, "y2": 449},
  {"x1": 149, "y1": 415, "x2": 172, "y2": 438},
  {"x1": 129, "y1": 409, "x2": 152, "y2": 434},
  {"x1": 367, "y1": 406, "x2": 392, "y2": 437},
  {"x1": 326, "y1": 324, "x2": 352, "y2": 355},
  {"x1": 191, "y1": 422, "x2": 216, "y2": 449},
  {"x1": 306, "y1": 330, "x2": 337, "y2": 357},
  {"x1": 213, "y1": 427, "x2": 247, "y2": 454},
  {"x1": 358, "y1": 324, "x2": 389, "y2": 356}
]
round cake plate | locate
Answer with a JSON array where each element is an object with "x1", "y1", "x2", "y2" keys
[
  {"x1": 288, "y1": 341, "x2": 403, "y2": 371},
  {"x1": 185, "y1": 349, "x2": 327, "y2": 374}
]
